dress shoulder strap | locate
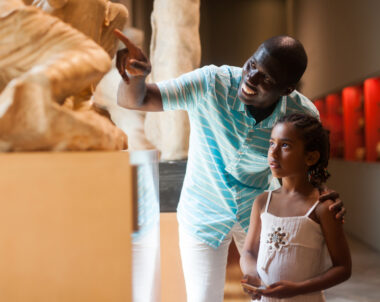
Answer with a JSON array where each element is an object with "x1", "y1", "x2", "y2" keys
[
  {"x1": 264, "y1": 191, "x2": 272, "y2": 213},
  {"x1": 305, "y1": 200, "x2": 320, "y2": 217}
]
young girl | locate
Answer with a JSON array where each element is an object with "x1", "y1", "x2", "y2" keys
[{"x1": 240, "y1": 113, "x2": 351, "y2": 301}]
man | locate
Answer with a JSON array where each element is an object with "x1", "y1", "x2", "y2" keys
[{"x1": 115, "y1": 31, "x2": 344, "y2": 302}]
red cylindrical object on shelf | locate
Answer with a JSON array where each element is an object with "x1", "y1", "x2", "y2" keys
[
  {"x1": 313, "y1": 98, "x2": 327, "y2": 127},
  {"x1": 325, "y1": 93, "x2": 344, "y2": 158},
  {"x1": 364, "y1": 77, "x2": 380, "y2": 161},
  {"x1": 342, "y1": 86, "x2": 365, "y2": 161}
]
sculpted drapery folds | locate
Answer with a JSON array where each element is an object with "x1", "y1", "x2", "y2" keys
[
  {"x1": 145, "y1": 0, "x2": 201, "y2": 160},
  {"x1": 0, "y1": 0, "x2": 128, "y2": 151}
]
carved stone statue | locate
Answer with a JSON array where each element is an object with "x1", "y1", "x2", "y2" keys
[
  {"x1": 145, "y1": 0, "x2": 201, "y2": 160},
  {"x1": 0, "y1": 0, "x2": 128, "y2": 151}
]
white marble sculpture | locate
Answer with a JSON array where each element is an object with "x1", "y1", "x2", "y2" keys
[
  {"x1": 0, "y1": 0, "x2": 128, "y2": 151},
  {"x1": 145, "y1": 0, "x2": 201, "y2": 160}
]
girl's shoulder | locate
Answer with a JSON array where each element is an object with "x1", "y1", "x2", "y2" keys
[
  {"x1": 255, "y1": 191, "x2": 269, "y2": 202},
  {"x1": 254, "y1": 190, "x2": 275, "y2": 212}
]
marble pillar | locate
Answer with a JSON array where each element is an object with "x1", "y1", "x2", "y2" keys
[{"x1": 145, "y1": 0, "x2": 201, "y2": 160}]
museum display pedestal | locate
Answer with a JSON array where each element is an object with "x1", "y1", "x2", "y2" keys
[{"x1": 0, "y1": 152, "x2": 136, "y2": 302}]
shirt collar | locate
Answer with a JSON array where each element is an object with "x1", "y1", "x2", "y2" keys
[
  {"x1": 231, "y1": 93, "x2": 288, "y2": 128},
  {"x1": 256, "y1": 96, "x2": 287, "y2": 128}
]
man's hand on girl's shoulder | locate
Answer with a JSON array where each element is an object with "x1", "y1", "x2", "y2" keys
[{"x1": 318, "y1": 188, "x2": 346, "y2": 223}]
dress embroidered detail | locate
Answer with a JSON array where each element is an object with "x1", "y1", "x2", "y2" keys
[{"x1": 267, "y1": 226, "x2": 288, "y2": 250}]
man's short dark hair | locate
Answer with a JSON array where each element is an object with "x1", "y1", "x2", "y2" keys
[{"x1": 263, "y1": 36, "x2": 307, "y2": 87}]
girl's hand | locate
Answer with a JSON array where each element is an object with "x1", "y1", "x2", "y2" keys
[
  {"x1": 260, "y1": 280, "x2": 300, "y2": 298},
  {"x1": 319, "y1": 189, "x2": 346, "y2": 222},
  {"x1": 114, "y1": 29, "x2": 151, "y2": 83},
  {"x1": 241, "y1": 274, "x2": 263, "y2": 300}
]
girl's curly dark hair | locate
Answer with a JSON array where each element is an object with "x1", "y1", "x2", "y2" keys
[{"x1": 276, "y1": 113, "x2": 331, "y2": 188}]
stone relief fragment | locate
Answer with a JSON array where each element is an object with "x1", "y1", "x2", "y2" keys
[{"x1": 0, "y1": 0, "x2": 128, "y2": 151}]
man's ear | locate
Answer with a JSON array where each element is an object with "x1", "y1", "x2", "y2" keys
[
  {"x1": 306, "y1": 151, "x2": 320, "y2": 166},
  {"x1": 282, "y1": 86, "x2": 295, "y2": 96}
]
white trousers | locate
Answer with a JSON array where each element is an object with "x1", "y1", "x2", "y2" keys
[
  {"x1": 179, "y1": 223, "x2": 247, "y2": 302},
  {"x1": 132, "y1": 224, "x2": 161, "y2": 302}
]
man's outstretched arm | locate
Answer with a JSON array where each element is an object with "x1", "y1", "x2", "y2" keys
[{"x1": 114, "y1": 29, "x2": 163, "y2": 112}]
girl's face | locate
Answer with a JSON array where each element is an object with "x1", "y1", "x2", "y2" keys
[{"x1": 268, "y1": 122, "x2": 316, "y2": 179}]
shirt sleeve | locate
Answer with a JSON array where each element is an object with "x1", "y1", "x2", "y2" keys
[
  {"x1": 268, "y1": 176, "x2": 281, "y2": 191},
  {"x1": 156, "y1": 66, "x2": 213, "y2": 112},
  {"x1": 298, "y1": 93, "x2": 320, "y2": 119}
]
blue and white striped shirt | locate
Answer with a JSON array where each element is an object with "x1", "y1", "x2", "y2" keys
[{"x1": 157, "y1": 65, "x2": 319, "y2": 248}]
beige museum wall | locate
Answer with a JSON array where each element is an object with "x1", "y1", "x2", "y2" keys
[
  {"x1": 293, "y1": 0, "x2": 380, "y2": 99},
  {"x1": 293, "y1": 0, "x2": 380, "y2": 252},
  {"x1": 200, "y1": 0, "x2": 287, "y2": 67},
  {"x1": 126, "y1": 0, "x2": 288, "y2": 68},
  {"x1": 327, "y1": 160, "x2": 380, "y2": 252}
]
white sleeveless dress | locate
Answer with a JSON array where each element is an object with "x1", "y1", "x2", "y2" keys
[{"x1": 256, "y1": 191, "x2": 330, "y2": 302}]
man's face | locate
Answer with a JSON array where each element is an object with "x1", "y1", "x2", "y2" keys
[{"x1": 238, "y1": 45, "x2": 292, "y2": 109}]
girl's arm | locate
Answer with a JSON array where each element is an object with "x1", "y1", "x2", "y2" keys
[
  {"x1": 260, "y1": 200, "x2": 352, "y2": 299},
  {"x1": 240, "y1": 193, "x2": 266, "y2": 299}
]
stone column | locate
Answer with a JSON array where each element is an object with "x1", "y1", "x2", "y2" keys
[{"x1": 145, "y1": 0, "x2": 201, "y2": 160}]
